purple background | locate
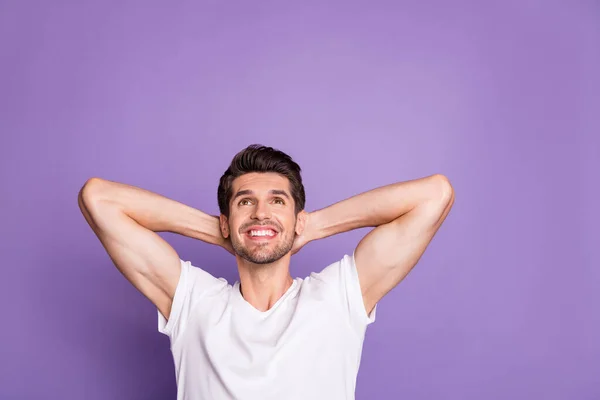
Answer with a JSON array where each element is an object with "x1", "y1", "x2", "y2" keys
[{"x1": 1, "y1": 1, "x2": 598, "y2": 399}]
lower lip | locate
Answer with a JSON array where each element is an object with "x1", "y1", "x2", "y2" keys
[{"x1": 246, "y1": 232, "x2": 278, "y2": 241}]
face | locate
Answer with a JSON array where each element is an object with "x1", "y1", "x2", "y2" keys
[{"x1": 220, "y1": 172, "x2": 305, "y2": 265}]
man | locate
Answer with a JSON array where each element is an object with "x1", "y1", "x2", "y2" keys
[{"x1": 78, "y1": 144, "x2": 454, "y2": 400}]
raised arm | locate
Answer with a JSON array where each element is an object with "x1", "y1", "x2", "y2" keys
[
  {"x1": 302, "y1": 174, "x2": 454, "y2": 315},
  {"x1": 77, "y1": 177, "x2": 232, "y2": 320}
]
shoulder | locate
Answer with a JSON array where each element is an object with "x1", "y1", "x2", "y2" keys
[
  {"x1": 302, "y1": 252, "x2": 377, "y2": 330},
  {"x1": 298, "y1": 254, "x2": 355, "y2": 299},
  {"x1": 183, "y1": 259, "x2": 231, "y2": 296},
  {"x1": 158, "y1": 259, "x2": 231, "y2": 338},
  {"x1": 307, "y1": 253, "x2": 355, "y2": 284}
]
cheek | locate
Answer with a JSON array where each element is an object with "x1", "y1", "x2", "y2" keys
[
  {"x1": 286, "y1": 217, "x2": 299, "y2": 234},
  {"x1": 226, "y1": 220, "x2": 237, "y2": 235}
]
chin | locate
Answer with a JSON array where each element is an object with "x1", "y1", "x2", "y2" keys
[
  {"x1": 247, "y1": 248, "x2": 284, "y2": 264},
  {"x1": 231, "y1": 230, "x2": 294, "y2": 264},
  {"x1": 233, "y1": 242, "x2": 291, "y2": 265}
]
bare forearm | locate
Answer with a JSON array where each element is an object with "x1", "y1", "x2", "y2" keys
[
  {"x1": 309, "y1": 174, "x2": 452, "y2": 241},
  {"x1": 79, "y1": 178, "x2": 225, "y2": 247}
]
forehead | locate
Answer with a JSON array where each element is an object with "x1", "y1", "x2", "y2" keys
[{"x1": 231, "y1": 172, "x2": 290, "y2": 194}]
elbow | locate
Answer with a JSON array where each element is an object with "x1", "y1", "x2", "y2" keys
[
  {"x1": 78, "y1": 177, "x2": 108, "y2": 204},
  {"x1": 430, "y1": 174, "x2": 454, "y2": 204}
]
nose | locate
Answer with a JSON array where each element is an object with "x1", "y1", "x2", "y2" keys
[{"x1": 251, "y1": 200, "x2": 271, "y2": 220}]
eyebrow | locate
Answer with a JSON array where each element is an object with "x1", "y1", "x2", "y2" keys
[{"x1": 232, "y1": 189, "x2": 291, "y2": 202}]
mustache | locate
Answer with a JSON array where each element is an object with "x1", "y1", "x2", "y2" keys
[{"x1": 239, "y1": 221, "x2": 282, "y2": 233}]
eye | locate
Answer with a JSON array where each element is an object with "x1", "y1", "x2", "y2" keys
[
  {"x1": 273, "y1": 197, "x2": 285, "y2": 204},
  {"x1": 239, "y1": 198, "x2": 252, "y2": 206}
]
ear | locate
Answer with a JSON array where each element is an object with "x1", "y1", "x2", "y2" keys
[
  {"x1": 295, "y1": 210, "x2": 308, "y2": 236},
  {"x1": 219, "y1": 214, "x2": 230, "y2": 238}
]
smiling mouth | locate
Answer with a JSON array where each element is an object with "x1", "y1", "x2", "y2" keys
[{"x1": 245, "y1": 228, "x2": 278, "y2": 240}]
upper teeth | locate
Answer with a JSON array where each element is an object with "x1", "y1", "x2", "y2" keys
[{"x1": 250, "y1": 230, "x2": 275, "y2": 237}]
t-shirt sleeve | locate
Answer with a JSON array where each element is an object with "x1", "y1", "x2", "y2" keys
[
  {"x1": 312, "y1": 251, "x2": 377, "y2": 335},
  {"x1": 157, "y1": 259, "x2": 228, "y2": 341}
]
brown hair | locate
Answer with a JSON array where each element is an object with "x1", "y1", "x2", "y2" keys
[{"x1": 217, "y1": 144, "x2": 306, "y2": 217}]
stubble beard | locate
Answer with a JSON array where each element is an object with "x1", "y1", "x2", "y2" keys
[{"x1": 230, "y1": 222, "x2": 296, "y2": 265}]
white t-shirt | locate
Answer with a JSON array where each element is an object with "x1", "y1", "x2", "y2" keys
[{"x1": 157, "y1": 252, "x2": 377, "y2": 400}]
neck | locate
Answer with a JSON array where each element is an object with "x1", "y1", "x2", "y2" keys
[{"x1": 236, "y1": 253, "x2": 294, "y2": 312}]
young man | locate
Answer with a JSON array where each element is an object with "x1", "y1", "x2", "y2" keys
[{"x1": 78, "y1": 144, "x2": 454, "y2": 400}]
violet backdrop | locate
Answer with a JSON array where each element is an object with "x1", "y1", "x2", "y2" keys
[{"x1": 1, "y1": 1, "x2": 598, "y2": 399}]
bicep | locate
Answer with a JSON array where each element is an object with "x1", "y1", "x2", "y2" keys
[
  {"x1": 79, "y1": 192, "x2": 181, "y2": 320},
  {"x1": 355, "y1": 195, "x2": 454, "y2": 314}
]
